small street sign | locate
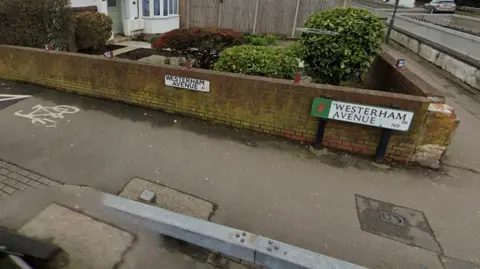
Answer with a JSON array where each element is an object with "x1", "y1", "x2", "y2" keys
[
  {"x1": 165, "y1": 75, "x2": 210, "y2": 92},
  {"x1": 103, "y1": 51, "x2": 114, "y2": 58},
  {"x1": 310, "y1": 98, "x2": 414, "y2": 131}
]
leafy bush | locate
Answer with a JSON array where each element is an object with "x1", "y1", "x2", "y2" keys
[
  {"x1": 151, "y1": 27, "x2": 244, "y2": 69},
  {"x1": 244, "y1": 34, "x2": 278, "y2": 46},
  {"x1": 264, "y1": 34, "x2": 278, "y2": 45},
  {"x1": 73, "y1": 12, "x2": 113, "y2": 50},
  {"x1": 300, "y1": 8, "x2": 384, "y2": 85},
  {"x1": 284, "y1": 42, "x2": 303, "y2": 59},
  {"x1": 0, "y1": 0, "x2": 73, "y2": 49},
  {"x1": 214, "y1": 45, "x2": 299, "y2": 79},
  {"x1": 245, "y1": 36, "x2": 268, "y2": 46},
  {"x1": 150, "y1": 34, "x2": 160, "y2": 43}
]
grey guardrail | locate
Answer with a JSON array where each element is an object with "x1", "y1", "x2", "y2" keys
[
  {"x1": 458, "y1": 6, "x2": 480, "y2": 11},
  {"x1": 102, "y1": 193, "x2": 367, "y2": 269},
  {"x1": 351, "y1": 2, "x2": 424, "y2": 19},
  {"x1": 391, "y1": 13, "x2": 480, "y2": 61}
]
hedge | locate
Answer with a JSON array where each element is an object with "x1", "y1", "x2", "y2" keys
[
  {"x1": 300, "y1": 8, "x2": 384, "y2": 85},
  {"x1": 0, "y1": 0, "x2": 73, "y2": 50},
  {"x1": 73, "y1": 12, "x2": 113, "y2": 50},
  {"x1": 214, "y1": 45, "x2": 299, "y2": 79}
]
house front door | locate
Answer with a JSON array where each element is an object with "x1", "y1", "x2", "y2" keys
[{"x1": 108, "y1": 0, "x2": 123, "y2": 35}]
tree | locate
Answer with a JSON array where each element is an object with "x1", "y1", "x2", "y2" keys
[
  {"x1": 73, "y1": 12, "x2": 113, "y2": 50},
  {"x1": 0, "y1": 0, "x2": 73, "y2": 50},
  {"x1": 300, "y1": 8, "x2": 384, "y2": 85}
]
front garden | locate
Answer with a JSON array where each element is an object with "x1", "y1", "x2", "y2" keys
[
  {"x1": 118, "y1": 7, "x2": 385, "y2": 87},
  {"x1": 0, "y1": 0, "x2": 385, "y2": 88}
]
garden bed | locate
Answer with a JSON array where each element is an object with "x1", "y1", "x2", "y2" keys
[
  {"x1": 77, "y1": 44, "x2": 125, "y2": 55},
  {"x1": 116, "y1": 48, "x2": 181, "y2": 60}
]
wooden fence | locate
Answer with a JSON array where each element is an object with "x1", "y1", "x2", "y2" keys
[{"x1": 179, "y1": 0, "x2": 346, "y2": 37}]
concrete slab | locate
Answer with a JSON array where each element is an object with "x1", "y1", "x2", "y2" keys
[
  {"x1": 19, "y1": 203, "x2": 134, "y2": 269},
  {"x1": 112, "y1": 47, "x2": 138, "y2": 56},
  {"x1": 116, "y1": 41, "x2": 152, "y2": 49},
  {"x1": 0, "y1": 186, "x2": 257, "y2": 269},
  {"x1": 356, "y1": 195, "x2": 441, "y2": 253},
  {"x1": 119, "y1": 177, "x2": 214, "y2": 220}
]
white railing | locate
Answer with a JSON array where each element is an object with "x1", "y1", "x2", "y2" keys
[
  {"x1": 402, "y1": 13, "x2": 480, "y2": 35},
  {"x1": 351, "y1": 1, "x2": 424, "y2": 19},
  {"x1": 390, "y1": 13, "x2": 480, "y2": 61}
]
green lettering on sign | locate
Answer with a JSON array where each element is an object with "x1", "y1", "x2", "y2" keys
[{"x1": 310, "y1": 98, "x2": 414, "y2": 132}]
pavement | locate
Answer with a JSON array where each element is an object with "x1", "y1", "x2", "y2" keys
[
  {"x1": 0, "y1": 43, "x2": 480, "y2": 269},
  {"x1": 0, "y1": 186, "x2": 260, "y2": 269},
  {"x1": 113, "y1": 41, "x2": 152, "y2": 57}
]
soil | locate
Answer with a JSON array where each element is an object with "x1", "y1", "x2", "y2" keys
[
  {"x1": 116, "y1": 48, "x2": 182, "y2": 61},
  {"x1": 77, "y1": 44, "x2": 126, "y2": 55}
]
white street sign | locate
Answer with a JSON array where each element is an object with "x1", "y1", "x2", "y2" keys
[{"x1": 165, "y1": 75, "x2": 210, "y2": 93}]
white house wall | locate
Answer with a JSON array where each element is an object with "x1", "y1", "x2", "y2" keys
[{"x1": 143, "y1": 16, "x2": 179, "y2": 34}]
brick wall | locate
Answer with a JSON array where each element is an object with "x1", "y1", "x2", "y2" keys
[
  {"x1": 411, "y1": 103, "x2": 459, "y2": 168},
  {"x1": 364, "y1": 51, "x2": 445, "y2": 102},
  {"x1": 0, "y1": 45, "x2": 435, "y2": 163}
]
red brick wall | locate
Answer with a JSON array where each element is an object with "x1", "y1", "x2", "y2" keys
[
  {"x1": 364, "y1": 51, "x2": 445, "y2": 102},
  {"x1": 0, "y1": 45, "x2": 432, "y2": 163}
]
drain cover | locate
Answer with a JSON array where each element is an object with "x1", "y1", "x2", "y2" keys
[
  {"x1": 355, "y1": 194, "x2": 441, "y2": 253},
  {"x1": 380, "y1": 211, "x2": 405, "y2": 227}
]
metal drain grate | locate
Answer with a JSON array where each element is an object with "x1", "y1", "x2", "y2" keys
[
  {"x1": 355, "y1": 194, "x2": 442, "y2": 253},
  {"x1": 380, "y1": 211, "x2": 405, "y2": 227}
]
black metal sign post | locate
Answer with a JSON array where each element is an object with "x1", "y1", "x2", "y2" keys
[
  {"x1": 313, "y1": 96, "x2": 331, "y2": 150},
  {"x1": 375, "y1": 128, "x2": 393, "y2": 163},
  {"x1": 314, "y1": 117, "x2": 328, "y2": 149},
  {"x1": 375, "y1": 105, "x2": 400, "y2": 163}
]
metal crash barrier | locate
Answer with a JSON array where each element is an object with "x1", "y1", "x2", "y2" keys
[{"x1": 102, "y1": 193, "x2": 367, "y2": 269}]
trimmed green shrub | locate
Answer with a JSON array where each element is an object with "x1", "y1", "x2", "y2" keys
[
  {"x1": 73, "y1": 12, "x2": 113, "y2": 50},
  {"x1": 300, "y1": 8, "x2": 384, "y2": 85},
  {"x1": 151, "y1": 27, "x2": 244, "y2": 69},
  {"x1": 244, "y1": 34, "x2": 278, "y2": 46},
  {"x1": 246, "y1": 36, "x2": 268, "y2": 46},
  {"x1": 0, "y1": 0, "x2": 73, "y2": 50},
  {"x1": 284, "y1": 42, "x2": 303, "y2": 59},
  {"x1": 214, "y1": 45, "x2": 299, "y2": 79},
  {"x1": 264, "y1": 34, "x2": 278, "y2": 45}
]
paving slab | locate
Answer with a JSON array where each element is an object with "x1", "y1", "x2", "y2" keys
[
  {"x1": 119, "y1": 177, "x2": 214, "y2": 220},
  {"x1": 116, "y1": 41, "x2": 152, "y2": 49},
  {"x1": 20, "y1": 203, "x2": 134, "y2": 269},
  {"x1": 0, "y1": 187, "x2": 260, "y2": 269},
  {"x1": 112, "y1": 46, "x2": 138, "y2": 56}
]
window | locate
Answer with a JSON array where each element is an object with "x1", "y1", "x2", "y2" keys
[
  {"x1": 145, "y1": 0, "x2": 178, "y2": 17},
  {"x1": 143, "y1": 0, "x2": 150, "y2": 16},
  {"x1": 154, "y1": 0, "x2": 160, "y2": 15},
  {"x1": 163, "y1": 0, "x2": 168, "y2": 16}
]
